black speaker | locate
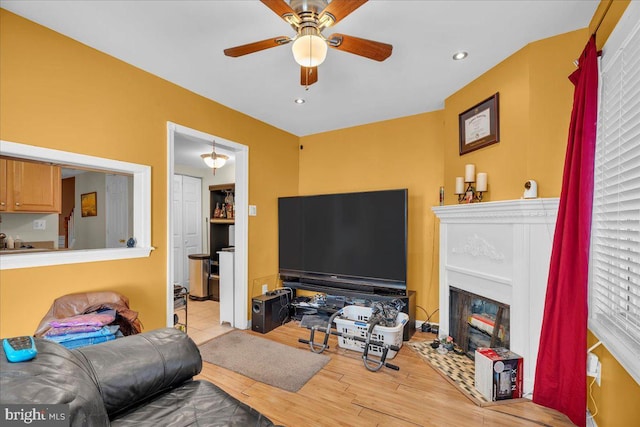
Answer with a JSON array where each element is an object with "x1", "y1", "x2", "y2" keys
[{"x1": 252, "y1": 293, "x2": 289, "y2": 334}]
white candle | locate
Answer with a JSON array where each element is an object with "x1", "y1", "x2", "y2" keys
[
  {"x1": 476, "y1": 172, "x2": 487, "y2": 192},
  {"x1": 455, "y1": 177, "x2": 464, "y2": 194},
  {"x1": 465, "y1": 164, "x2": 475, "y2": 182}
]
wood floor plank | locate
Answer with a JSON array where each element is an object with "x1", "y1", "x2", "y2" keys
[
  {"x1": 243, "y1": 381, "x2": 370, "y2": 427},
  {"x1": 357, "y1": 408, "x2": 422, "y2": 427},
  {"x1": 195, "y1": 322, "x2": 574, "y2": 427}
]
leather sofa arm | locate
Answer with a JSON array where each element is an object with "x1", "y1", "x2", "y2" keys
[
  {"x1": 0, "y1": 338, "x2": 110, "y2": 426},
  {"x1": 74, "y1": 328, "x2": 202, "y2": 418}
]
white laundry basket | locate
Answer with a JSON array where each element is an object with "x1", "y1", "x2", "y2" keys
[{"x1": 334, "y1": 305, "x2": 407, "y2": 359}]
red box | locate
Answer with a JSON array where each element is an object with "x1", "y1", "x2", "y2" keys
[{"x1": 474, "y1": 347, "x2": 523, "y2": 401}]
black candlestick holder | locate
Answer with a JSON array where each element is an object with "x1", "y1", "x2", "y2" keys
[{"x1": 457, "y1": 183, "x2": 484, "y2": 203}]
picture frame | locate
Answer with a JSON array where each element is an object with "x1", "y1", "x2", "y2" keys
[
  {"x1": 81, "y1": 192, "x2": 97, "y2": 217},
  {"x1": 459, "y1": 92, "x2": 500, "y2": 155}
]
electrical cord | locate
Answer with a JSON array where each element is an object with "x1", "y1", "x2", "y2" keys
[
  {"x1": 416, "y1": 305, "x2": 439, "y2": 322},
  {"x1": 415, "y1": 215, "x2": 439, "y2": 331},
  {"x1": 416, "y1": 305, "x2": 439, "y2": 332},
  {"x1": 586, "y1": 341, "x2": 600, "y2": 420},
  {"x1": 273, "y1": 287, "x2": 293, "y2": 325},
  {"x1": 588, "y1": 375, "x2": 599, "y2": 419}
]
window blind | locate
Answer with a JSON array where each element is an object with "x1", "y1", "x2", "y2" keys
[{"x1": 590, "y1": 2, "x2": 640, "y2": 385}]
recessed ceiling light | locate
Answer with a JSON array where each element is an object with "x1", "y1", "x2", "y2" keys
[
  {"x1": 452, "y1": 51, "x2": 468, "y2": 60},
  {"x1": 294, "y1": 98, "x2": 305, "y2": 104}
]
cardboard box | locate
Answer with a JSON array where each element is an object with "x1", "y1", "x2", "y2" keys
[{"x1": 474, "y1": 347, "x2": 523, "y2": 401}]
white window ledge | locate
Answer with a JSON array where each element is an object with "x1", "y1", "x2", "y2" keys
[{"x1": 0, "y1": 247, "x2": 154, "y2": 270}]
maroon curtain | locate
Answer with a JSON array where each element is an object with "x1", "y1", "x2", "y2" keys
[{"x1": 533, "y1": 35, "x2": 599, "y2": 427}]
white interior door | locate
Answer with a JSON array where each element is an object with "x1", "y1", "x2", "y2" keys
[
  {"x1": 181, "y1": 175, "x2": 202, "y2": 287},
  {"x1": 172, "y1": 174, "x2": 202, "y2": 288},
  {"x1": 105, "y1": 174, "x2": 129, "y2": 248},
  {"x1": 172, "y1": 175, "x2": 184, "y2": 285}
]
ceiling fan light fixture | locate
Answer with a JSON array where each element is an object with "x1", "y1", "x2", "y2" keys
[
  {"x1": 292, "y1": 34, "x2": 328, "y2": 67},
  {"x1": 201, "y1": 153, "x2": 228, "y2": 169}
]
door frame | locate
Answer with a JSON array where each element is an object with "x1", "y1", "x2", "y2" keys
[{"x1": 166, "y1": 122, "x2": 249, "y2": 329}]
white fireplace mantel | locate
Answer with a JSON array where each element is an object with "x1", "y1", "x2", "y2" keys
[{"x1": 432, "y1": 198, "x2": 559, "y2": 396}]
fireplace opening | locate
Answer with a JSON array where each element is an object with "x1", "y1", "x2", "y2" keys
[{"x1": 449, "y1": 287, "x2": 510, "y2": 359}]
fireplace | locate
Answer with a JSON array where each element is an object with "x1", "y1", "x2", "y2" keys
[
  {"x1": 449, "y1": 287, "x2": 510, "y2": 359},
  {"x1": 433, "y1": 198, "x2": 558, "y2": 396}
]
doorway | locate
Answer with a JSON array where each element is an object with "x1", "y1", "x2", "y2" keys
[{"x1": 166, "y1": 122, "x2": 249, "y2": 334}]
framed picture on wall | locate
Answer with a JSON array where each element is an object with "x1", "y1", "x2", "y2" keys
[
  {"x1": 81, "y1": 192, "x2": 97, "y2": 217},
  {"x1": 459, "y1": 93, "x2": 500, "y2": 155}
]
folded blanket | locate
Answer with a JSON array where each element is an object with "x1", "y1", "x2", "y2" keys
[
  {"x1": 44, "y1": 325, "x2": 103, "y2": 337},
  {"x1": 49, "y1": 309, "x2": 116, "y2": 328},
  {"x1": 57, "y1": 334, "x2": 116, "y2": 350},
  {"x1": 45, "y1": 325, "x2": 120, "y2": 343},
  {"x1": 34, "y1": 291, "x2": 142, "y2": 337}
]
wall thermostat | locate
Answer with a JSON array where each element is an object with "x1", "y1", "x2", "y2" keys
[{"x1": 523, "y1": 180, "x2": 538, "y2": 199}]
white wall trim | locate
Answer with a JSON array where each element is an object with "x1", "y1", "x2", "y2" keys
[{"x1": 0, "y1": 140, "x2": 153, "y2": 270}]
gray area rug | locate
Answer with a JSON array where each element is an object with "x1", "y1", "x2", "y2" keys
[{"x1": 198, "y1": 330, "x2": 330, "y2": 392}]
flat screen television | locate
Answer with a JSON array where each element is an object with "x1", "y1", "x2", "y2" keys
[{"x1": 278, "y1": 189, "x2": 407, "y2": 295}]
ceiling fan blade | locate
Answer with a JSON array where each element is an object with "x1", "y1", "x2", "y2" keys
[
  {"x1": 301, "y1": 66, "x2": 318, "y2": 86},
  {"x1": 328, "y1": 34, "x2": 392, "y2": 61},
  {"x1": 319, "y1": 0, "x2": 367, "y2": 26},
  {"x1": 224, "y1": 37, "x2": 291, "y2": 57},
  {"x1": 260, "y1": 0, "x2": 301, "y2": 24}
]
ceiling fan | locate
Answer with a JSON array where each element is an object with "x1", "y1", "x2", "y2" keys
[{"x1": 223, "y1": 0, "x2": 392, "y2": 86}]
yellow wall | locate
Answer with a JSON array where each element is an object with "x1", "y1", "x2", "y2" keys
[
  {"x1": 0, "y1": 10, "x2": 299, "y2": 337},
  {"x1": 443, "y1": 29, "x2": 586, "y2": 203},
  {"x1": 298, "y1": 112, "x2": 445, "y2": 320},
  {"x1": 588, "y1": 331, "x2": 640, "y2": 425},
  {"x1": 590, "y1": 0, "x2": 631, "y2": 50}
]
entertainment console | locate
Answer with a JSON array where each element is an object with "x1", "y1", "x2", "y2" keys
[{"x1": 284, "y1": 281, "x2": 416, "y2": 341}]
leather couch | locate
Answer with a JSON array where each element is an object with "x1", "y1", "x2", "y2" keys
[{"x1": 1, "y1": 328, "x2": 275, "y2": 426}]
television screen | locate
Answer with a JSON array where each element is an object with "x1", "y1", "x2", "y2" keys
[{"x1": 278, "y1": 189, "x2": 407, "y2": 291}]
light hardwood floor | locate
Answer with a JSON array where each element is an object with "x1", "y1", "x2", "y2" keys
[
  {"x1": 192, "y1": 311, "x2": 575, "y2": 427},
  {"x1": 186, "y1": 299, "x2": 233, "y2": 345}
]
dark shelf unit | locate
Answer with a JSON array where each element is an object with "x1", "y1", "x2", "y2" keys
[{"x1": 209, "y1": 183, "x2": 235, "y2": 301}]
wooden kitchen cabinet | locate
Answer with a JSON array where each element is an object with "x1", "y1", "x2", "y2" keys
[{"x1": 0, "y1": 159, "x2": 61, "y2": 213}]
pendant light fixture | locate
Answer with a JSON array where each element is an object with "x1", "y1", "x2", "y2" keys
[{"x1": 201, "y1": 140, "x2": 228, "y2": 175}]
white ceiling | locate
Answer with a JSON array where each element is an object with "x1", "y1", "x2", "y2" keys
[
  {"x1": 1, "y1": 0, "x2": 598, "y2": 139},
  {"x1": 174, "y1": 132, "x2": 236, "y2": 170}
]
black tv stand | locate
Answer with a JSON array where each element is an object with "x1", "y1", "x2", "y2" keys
[{"x1": 284, "y1": 281, "x2": 415, "y2": 341}]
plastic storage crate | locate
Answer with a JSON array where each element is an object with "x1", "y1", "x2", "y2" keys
[{"x1": 334, "y1": 305, "x2": 408, "y2": 359}]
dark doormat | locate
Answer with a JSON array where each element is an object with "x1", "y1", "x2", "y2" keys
[{"x1": 198, "y1": 330, "x2": 329, "y2": 392}]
